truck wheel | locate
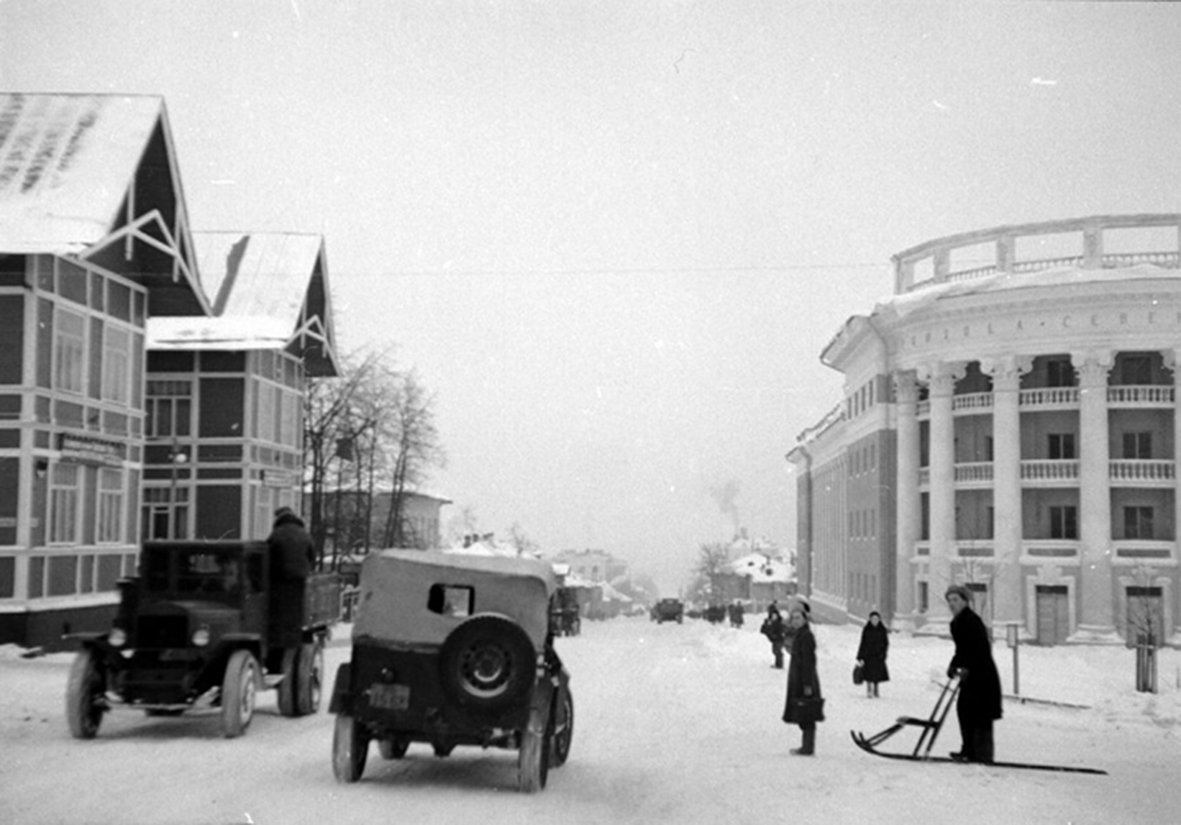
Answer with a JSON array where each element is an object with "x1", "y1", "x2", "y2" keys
[
  {"x1": 549, "y1": 690, "x2": 574, "y2": 768},
  {"x1": 277, "y1": 647, "x2": 299, "y2": 718},
  {"x1": 220, "y1": 650, "x2": 259, "y2": 738},
  {"x1": 296, "y1": 640, "x2": 324, "y2": 715},
  {"x1": 332, "y1": 714, "x2": 369, "y2": 782},
  {"x1": 439, "y1": 615, "x2": 535, "y2": 714},
  {"x1": 66, "y1": 648, "x2": 106, "y2": 739},
  {"x1": 378, "y1": 736, "x2": 410, "y2": 759},
  {"x1": 517, "y1": 703, "x2": 550, "y2": 793}
]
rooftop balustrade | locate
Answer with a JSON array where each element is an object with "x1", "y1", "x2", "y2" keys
[{"x1": 893, "y1": 214, "x2": 1181, "y2": 294}]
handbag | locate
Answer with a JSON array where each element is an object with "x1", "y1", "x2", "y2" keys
[
  {"x1": 853, "y1": 664, "x2": 864, "y2": 685},
  {"x1": 792, "y1": 696, "x2": 825, "y2": 723}
]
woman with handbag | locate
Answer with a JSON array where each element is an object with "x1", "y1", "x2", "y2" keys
[
  {"x1": 781, "y1": 600, "x2": 823, "y2": 755},
  {"x1": 856, "y1": 611, "x2": 890, "y2": 698}
]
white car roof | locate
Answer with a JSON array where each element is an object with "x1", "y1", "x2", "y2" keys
[{"x1": 353, "y1": 549, "x2": 557, "y2": 648}]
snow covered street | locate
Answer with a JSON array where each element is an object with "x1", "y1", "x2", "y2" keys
[{"x1": 2, "y1": 616, "x2": 1179, "y2": 824}]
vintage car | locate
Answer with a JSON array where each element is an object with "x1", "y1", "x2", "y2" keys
[
  {"x1": 65, "y1": 540, "x2": 340, "y2": 739},
  {"x1": 651, "y1": 597, "x2": 684, "y2": 624},
  {"x1": 329, "y1": 550, "x2": 573, "y2": 792}
]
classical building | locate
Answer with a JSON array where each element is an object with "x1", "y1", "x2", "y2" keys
[{"x1": 788, "y1": 214, "x2": 1181, "y2": 646}]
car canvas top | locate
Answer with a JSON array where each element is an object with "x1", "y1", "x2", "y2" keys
[{"x1": 354, "y1": 549, "x2": 557, "y2": 649}]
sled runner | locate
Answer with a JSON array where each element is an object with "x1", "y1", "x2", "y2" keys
[{"x1": 850, "y1": 678, "x2": 1108, "y2": 776}]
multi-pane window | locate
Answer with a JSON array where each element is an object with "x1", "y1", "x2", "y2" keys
[
  {"x1": 1124, "y1": 506, "x2": 1154, "y2": 539},
  {"x1": 280, "y1": 391, "x2": 298, "y2": 447},
  {"x1": 54, "y1": 308, "x2": 85, "y2": 394},
  {"x1": 49, "y1": 463, "x2": 80, "y2": 544},
  {"x1": 1046, "y1": 359, "x2": 1075, "y2": 387},
  {"x1": 102, "y1": 326, "x2": 131, "y2": 404},
  {"x1": 1049, "y1": 505, "x2": 1078, "y2": 539},
  {"x1": 1123, "y1": 432, "x2": 1152, "y2": 460},
  {"x1": 142, "y1": 486, "x2": 189, "y2": 541},
  {"x1": 97, "y1": 468, "x2": 124, "y2": 544},
  {"x1": 146, "y1": 381, "x2": 192, "y2": 437},
  {"x1": 1048, "y1": 433, "x2": 1076, "y2": 459}
]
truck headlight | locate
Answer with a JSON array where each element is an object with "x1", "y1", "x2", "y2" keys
[
  {"x1": 108, "y1": 628, "x2": 127, "y2": 647},
  {"x1": 191, "y1": 626, "x2": 210, "y2": 647}
]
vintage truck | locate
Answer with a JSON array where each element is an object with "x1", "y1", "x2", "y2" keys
[{"x1": 65, "y1": 539, "x2": 340, "y2": 739}]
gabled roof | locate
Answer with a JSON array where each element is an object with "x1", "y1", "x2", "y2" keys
[
  {"x1": 0, "y1": 92, "x2": 210, "y2": 316},
  {"x1": 148, "y1": 231, "x2": 341, "y2": 376}
]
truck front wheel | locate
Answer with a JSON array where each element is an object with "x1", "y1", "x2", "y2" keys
[
  {"x1": 221, "y1": 650, "x2": 259, "y2": 738},
  {"x1": 66, "y1": 648, "x2": 106, "y2": 739}
]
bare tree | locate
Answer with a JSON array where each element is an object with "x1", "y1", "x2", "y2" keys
[
  {"x1": 685, "y1": 542, "x2": 732, "y2": 603},
  {"x1": 376, "y1": 368, "x2": 444, "y2": 548}
]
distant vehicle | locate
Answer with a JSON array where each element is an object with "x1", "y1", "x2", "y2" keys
[
  {"x1": 65, "y1": 540, "x2": 340, "y2": 739},
  {"x1": 651, "y1": 598, "x2": 684, "y2": 624},
  {"x1": 329, "y1": 550, "x2": 574, "y2": 793}
]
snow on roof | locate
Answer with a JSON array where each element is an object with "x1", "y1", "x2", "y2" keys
[
  {"x1": 730, "y1": 552, "x2": 794, "y2": 583},
  {"x1": 194, "y1": 231, "x2": 324, "y2": 322},
  {"x1": 145, "y1": 314, "x2": 291, "y2": 350},
  {"x1": 0, "y1": 93, "x2": 165, "y2": 254}
]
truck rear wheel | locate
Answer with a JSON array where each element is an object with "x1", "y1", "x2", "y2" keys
[
  {"x1": 277, "y1": 647, "x2": 299, "y2": 717},
  {"x1": 296, "y1": 640, "x2": 324, "y2": 715},
  {"x1": 66, "y1": 648, "x2": 106, "y2": 739},
  {"x1": 332, "y1": 713, "x2": 369, "y2": 782},
  {"x1": 221, "y1": 650, "x2": 259, "y2": 738}
]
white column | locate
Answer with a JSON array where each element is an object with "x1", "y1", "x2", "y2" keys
[
  {"x1": 923, "y1": 361, "x2": 964, "y2": 627},
  {"x1": 894, "y1": 370, "x2": 920, "y2": 630},
  {"x1": 982, "y1": 356, "x2": 1027, "y2": 631},
  {"x1": 1171, "y1": 350, "x2": 1181, "y2": 640},
  {"x1": 1072, "y1": 350, "x2": 1118, "y2": 641}
]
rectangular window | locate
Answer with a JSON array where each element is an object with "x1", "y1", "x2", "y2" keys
[
  {"x1": 54, "y1": 307, "x2": 85, "y2": 394},
  {"x1": 49, "y1": 463, "x2": 80, "y2": 544},
  {"x1": 1048, "y1": 433, "x2": 1076, "y2": 460},
  {"x1": 146, "y1": 380, "x2": 192, "y2": 437},
  {"x1": 102, "y1": 326, "x2": 131, "y2": 404},
  {"x1": 97, "y1": 468, "x2": 123, "y2": 544},
  {"x1": 1049, "y1": 506, "x2": 1078, "y2": 539},
  {"x1": 1123, "y1": 432, "x2": 1152, "y2": 460},
  {"x1": 1124, "y1": 506, "x2": 1154, "y2": 540}
]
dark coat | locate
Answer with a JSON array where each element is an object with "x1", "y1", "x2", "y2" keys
[
  {"x1": 948, "y1": 607, "x2": 1003, "y2": 722},
  {"x1": 856, "y1": 621, "x2": 890, "y2": 683},
  {"x1": 268, "y1": 511, "x2": 316, "y2": 581},
  {"x1": 760, "y1": 612, "x2": 787, "y2": 646},
  {"x1": 781, "y1": 623, "x2": 823, "y2": 725}
]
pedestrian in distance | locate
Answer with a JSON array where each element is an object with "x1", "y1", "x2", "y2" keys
[
  {"x1": 781, "y1": 600, "x2": 823, "y2": 755},
  {"x1": 728, "y1": 600, "x2": 745, "y2": 628},
  {"x1": 856, "y1": 610, "x2": 890, "y2": 698},
  {"x1": 760, "y1": 603, "x2": 787, "y2": 669},
  {"x1": 945, "y1": 584, "x2": 1002, "y2": 764}
]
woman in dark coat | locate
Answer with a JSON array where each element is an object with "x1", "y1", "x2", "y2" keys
[
  {"x1": 945, "y1": 585, "x2": 1002, "y2": 764},
  {"x1": 856, "y1": 611, "x2": 890, "y2": 698},
  {"x1": 781, "y1": 600, "x2": 823, "y2": 755}
]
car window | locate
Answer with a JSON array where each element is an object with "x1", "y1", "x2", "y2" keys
[{"x1": 428, "y1": 584, "x2": 473, "y2": 617}]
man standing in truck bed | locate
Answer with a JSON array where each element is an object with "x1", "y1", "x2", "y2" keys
[{"x1": 268, "y1": 507, "x2": 317, "y2": 643}]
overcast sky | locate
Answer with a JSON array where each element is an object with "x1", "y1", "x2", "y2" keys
[{"x1": 4, "y1": 1, "x2": 1181, "y2": 592}]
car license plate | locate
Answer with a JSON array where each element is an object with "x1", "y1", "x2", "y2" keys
[{"x1": 367, "y1": 683, "x2": 410, "y2": 711}]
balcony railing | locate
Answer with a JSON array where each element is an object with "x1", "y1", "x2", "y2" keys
[
  {"x1": 1021, "y1": 459, "x2": 1080, "y2": 482},
  {"x1": 954, "y1": 462, "x2": 993, "y2": 484},
  {"x1": 952, "y1": 392, "x2": 993, "y2": 413},
  {"x1": 1019, "y1": 387, "x2": 1080, "y2": 408},
  {"x1": 1109, "y1": 459, "x2": 1175, "y2": 484},
  {"x1": 1107, "y1": 385, "x2": 1175, "y2": 406}
]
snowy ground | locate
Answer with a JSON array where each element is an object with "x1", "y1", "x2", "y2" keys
[{"x1": 2, "y1": 616, "x2": 1179, "y2": 825}]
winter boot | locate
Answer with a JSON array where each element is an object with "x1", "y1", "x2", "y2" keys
[
  {"x1": 872, "y1": 683, "x2": 880, "y2": 698},
  {"x1": 790, "y1": 725, "x2": 815, "y2": 756}
]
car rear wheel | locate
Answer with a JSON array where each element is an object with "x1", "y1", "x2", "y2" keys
[
  {"x1": 66, "y1": 648, "x2": 106, "y2": 739},
  {"x1": 332, "y1": 714, "x2": 369, "y2": 782},
  {"x1": 517, "y1": 703, "x2": 550, "y2": 793},
  {"x1": 439, "y1": 615, "x2": 535, "y2": 714},
  {"x1": 549, "y1": 690, "x2": 574, "y2": 768},
  {"x1": 220, "y1": 650, "x2": 259, "y2": 738},
  {"x1": 296, "y1": 640, "x2": 324, "y2": 715}
]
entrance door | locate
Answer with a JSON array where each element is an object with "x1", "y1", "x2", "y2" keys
[
  {"x1": 1035, "y1": 585, "x2": 1069, "y2": 645},
  {"x1": 1126, "y1": 586, "x2": 1164, "y2": 646}
]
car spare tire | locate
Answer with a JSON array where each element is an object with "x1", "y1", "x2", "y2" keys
[{"x1": 439, "y1": 615, "x2": 536, "y2": 714}]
